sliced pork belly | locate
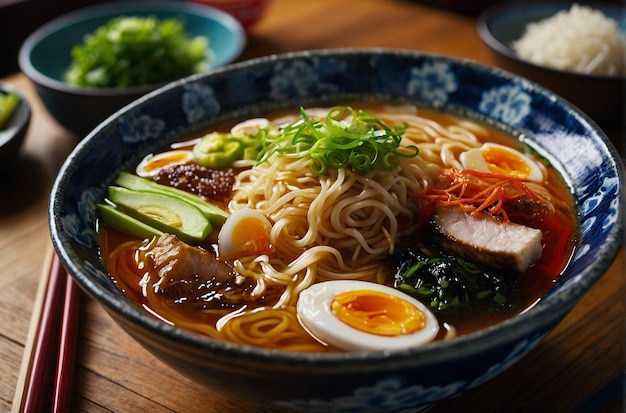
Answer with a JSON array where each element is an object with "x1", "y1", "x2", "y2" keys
[
  {"x1": 146, "y1": 234, "x2": 271, "y2": 310},
  {"x1": 431, "y1": 206, "x2": 543, "y2": 272},
  {"x1": 150, "y1": 233, "x2": 234, "y2": 283}
]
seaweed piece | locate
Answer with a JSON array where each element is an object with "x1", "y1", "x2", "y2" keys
[{"x1": 389, "y1": 244, "x2": 522, "y2": 314}]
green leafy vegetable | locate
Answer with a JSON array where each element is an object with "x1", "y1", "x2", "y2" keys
[
  {"x1": 390, "y1": 245, "x2": 521, "y2": 313},
  {"x1": 257, "y1": 106, "x2": 418, "y2": 175},
  {"x1": 65, "y1": 16, "x2": 212, "y2": 88}
]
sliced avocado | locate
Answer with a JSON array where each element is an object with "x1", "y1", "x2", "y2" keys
[
  {"x1": 115, "y1": 171, "x2": 229, "y2": 225},
  {"x1": 108, "y1": 186, "x2": 211, "y2": 244},
  {"x1": 97, "y1": 203, "x2": 164, "y2": 239}
]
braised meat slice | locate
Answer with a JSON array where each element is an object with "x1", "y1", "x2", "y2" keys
[
  {"x1": 431, "y1": 206, "x2": 543, "y2": 273},
  {"x1": 150, "y1": 234, "x2": 233, "y2": 283},
  {"x1": 146, "y1": 234, "x2": 267, "y2": 310}
]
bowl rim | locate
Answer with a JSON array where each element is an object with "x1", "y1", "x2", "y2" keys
[
  {"x1": 50, "y1": 48, "x2": 625, "y2": 371},
  {"x1": 476, "y1": 0, "x2": 626, "y2": 82},
  {"x1": 0, "y1": 82, "x2": 31, "y2": 148},
  {"x1": 18, "y1": 0, "x2": 247, "y2": 98}
]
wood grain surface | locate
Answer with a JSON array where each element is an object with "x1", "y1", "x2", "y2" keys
[{"x1": 1, "y1": 0, "x2": 623, "y2": 411}]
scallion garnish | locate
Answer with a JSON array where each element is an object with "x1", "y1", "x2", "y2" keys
[{"x1": 257, "y1": 106, "x2": 419, "y2": 175}]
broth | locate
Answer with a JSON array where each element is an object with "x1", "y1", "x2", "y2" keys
[{"x1": 99, "y1": 103, "x2": 577, "y2": 352}]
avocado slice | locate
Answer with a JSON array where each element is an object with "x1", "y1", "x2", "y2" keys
[
  {"x1": 108, "y1": 186, "x2": 211, "y2": 244},
  {"x1": 115, "y1": 172, "x2": 229, "y2": 225},
  {"x1": 97, "y1": 203, "x2": 164, "y2": 239}
]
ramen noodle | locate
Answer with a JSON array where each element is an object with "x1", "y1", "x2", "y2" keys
[{"x1": 98, "y1": 104, "x2": 577, "y2": 352}]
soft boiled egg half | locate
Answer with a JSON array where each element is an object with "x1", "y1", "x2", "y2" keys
[
  {"x1": 297, "y1": 280, "x2": 439, "y2": 351},
  {"x1": 230, "y1": 117, "x2": 270, "y2": 137},
  {"x1": 460, "y1": 143, "x2": 544, "y2": 182},
  {"x1": 136, "y1": 150, "x2": 194, "y2": 177},
  {"x1": 218, "y1": 208, "x2": 273, "y2": 258}
]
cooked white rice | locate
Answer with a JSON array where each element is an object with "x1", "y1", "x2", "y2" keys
[{"x1": 512, "y1": 4, "x2": 626, "y2": 77}]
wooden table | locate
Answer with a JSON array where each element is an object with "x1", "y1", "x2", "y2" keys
[{"x1": 1, "y1": 0, "x2": 623, "y2": 411}]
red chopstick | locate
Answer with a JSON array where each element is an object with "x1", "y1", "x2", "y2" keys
[
  {"x1": 14, "y1": 250, "x2": 80, "y2": 412},
  {"x1": 52, "y1": 267, "x2": 81, "y2": 412}
]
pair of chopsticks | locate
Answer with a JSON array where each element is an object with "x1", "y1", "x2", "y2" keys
[{"x1": 13, "y1": 248, "x2": 81, "y2": 413}]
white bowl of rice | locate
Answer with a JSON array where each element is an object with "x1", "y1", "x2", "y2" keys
[{"x1": 478, "y1": 1, "x2": 625, "y2": 129}]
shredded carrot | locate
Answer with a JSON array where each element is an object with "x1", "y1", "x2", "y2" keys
[{"x1": 414, "y1": 168, "x2": 547, "y2": 225}]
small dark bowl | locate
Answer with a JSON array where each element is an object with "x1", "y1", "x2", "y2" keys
[
  {"x1": 50, "y1": 49, "x2": 624, "y2": 412},
  {"x1": 477, "y1": 1, "x2": 626, "y2": 128},
  {"x1": 0, "y1": 82, "x2": 30, "y2": 175},
  {"x1": 18, "y1": 0, "x2": 246, "y2": 137}
]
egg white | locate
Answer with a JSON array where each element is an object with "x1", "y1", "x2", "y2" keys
[
  {"x1": 459, "y1": 146, "x2": 489, "y2": 172},
  {"x1": 218, "y1": 208, "x2": 272, "y2": 258},
  {"x1": 136, "y1": 150, "x2": 194, "y2": 177},
  {"x1": 460, "y1": 143, "x2": 544, "y2": 182},
  {"x1": 230, "y1": 118, "x2": 270, "y2": 137},
  {"x1": 297, "y1": 280, "x2": 439, "y2": 351}
]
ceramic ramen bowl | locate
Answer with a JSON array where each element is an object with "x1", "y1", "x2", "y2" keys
[
  {"x1": 18, "y1": 0, "x2": 245, "y2": 137},
  {"x1": 49, "y1": 49, "x2": 623, "y2": 413}
]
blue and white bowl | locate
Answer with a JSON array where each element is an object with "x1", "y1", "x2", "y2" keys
[{"x1": 50, "y1": 49, "x2": 623, "y2": 413}]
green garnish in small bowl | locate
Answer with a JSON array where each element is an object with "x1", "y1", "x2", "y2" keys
[
  {"x1": 0, "y1": 84, "x2": 30, "y2": 174},
  {"x1": 0, "y1": 92, "x2": 20, "y2": 129},
  {"x1": 65, "y1": 15, "x2": 213, "y2": 88}
]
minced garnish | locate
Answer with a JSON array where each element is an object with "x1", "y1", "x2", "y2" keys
[{"x1": 65, "y1": 16, "x2": 212, "y2": 88}]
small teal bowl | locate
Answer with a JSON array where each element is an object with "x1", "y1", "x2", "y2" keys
[
  {"x1": 19, "y1": 0, "x2": 245, "y2": 137},
  {"x1": 0, "y1": 82, "x2": 30, "y2": 175},
  {"x1": 50, "y1": 49, "x2": 624, "y2": 413}
]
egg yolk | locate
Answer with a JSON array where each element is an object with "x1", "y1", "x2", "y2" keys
[
  {"x1": 331, "y1": 290, "x2": 426, "y2": 336},
  {"x1": 482, "y1": 146, "x2": 533, "y2": 180},
  {"x1": 232, "y1": 217, "x2": 272, "y2": 255},
  {"x1": 142, "y1": 152, "x2": 190, "y2": 174}
]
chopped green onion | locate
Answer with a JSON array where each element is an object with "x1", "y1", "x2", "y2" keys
[
  {"x1": 257, "y1": 106, "x2": 418, "y2": 175},
  {"x1": 418, "y1": 287, "x2": 433, "y2": 296},
  {"x1": 475, "y1": 290, "x2": 492, "y2": 300},
  {"x1": 399, "y1": 283, "x2": 418, "y2": 293},
  {"x1": 493, "y1": 293, "x2": 508, "y2": 306},
  {"x1": 65, "y1": 16, "x2": 211, "y2": 88},
  {"x1": 405, "y1": 261, "x2": 426, "y2": 278}
]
